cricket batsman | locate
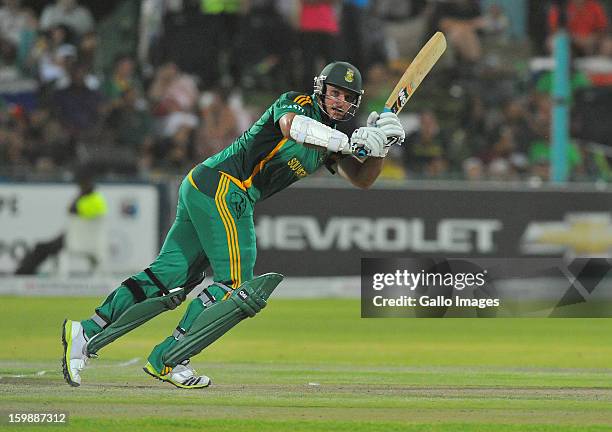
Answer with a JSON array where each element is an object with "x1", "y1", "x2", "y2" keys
[{"x1": 62, "y1": 61, "x2": 405, "y2": 388}]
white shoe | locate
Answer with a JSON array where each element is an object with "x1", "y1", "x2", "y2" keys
[
  {"x1": 61, "y1": 319, "x2": 89, "y2": 387},
  {"x1": 143, "y1": 360, "x2": 211, "y2": 389}
]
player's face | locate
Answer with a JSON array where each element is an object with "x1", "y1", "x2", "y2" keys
[{"x1": 323, "y1": 85, "x2": 358, "y2": 121}]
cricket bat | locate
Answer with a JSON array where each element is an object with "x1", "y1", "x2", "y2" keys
[{"x1": 383, "y1": 32, "x2": 447, "y2": 114}]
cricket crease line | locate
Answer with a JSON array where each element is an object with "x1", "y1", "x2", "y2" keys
[{"x1": 0, "y1": 357, "x2": 142, "y2": 379}]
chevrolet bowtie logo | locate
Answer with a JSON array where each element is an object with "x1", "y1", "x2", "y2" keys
[{"x1": 521, "y1": 213, "x2": 612, "y2": 257}]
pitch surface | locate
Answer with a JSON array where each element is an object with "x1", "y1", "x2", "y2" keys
[{"x1": 1, "y1": 297, "x2": 611, "y2": 431}]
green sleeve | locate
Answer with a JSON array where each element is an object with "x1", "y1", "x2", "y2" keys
[{"x1": 272, "y1": 92, "x2": 313, "y2": 123}]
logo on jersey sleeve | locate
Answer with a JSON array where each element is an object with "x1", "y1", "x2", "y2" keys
[
  {"x1": 293, "y1": 95, "x2": 312, "y2": 106},
  {"x1": 279, "y1": 103, "x2": 305, "y2": 114}
]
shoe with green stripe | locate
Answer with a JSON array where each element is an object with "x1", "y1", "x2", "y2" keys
[
  {"x1": 143, "y1": 360, "x2": 211, "y2": 389},
  {"x1": 61, "y1": 319, "x2": 89, "y2": 387}
]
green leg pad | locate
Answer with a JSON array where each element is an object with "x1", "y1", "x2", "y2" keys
[
  {"x1": 86, "y1": 288, "x2": 187, "y2": 355},
  {"x1": 162, "y1": 273, "x2": 283, "y2": 367}
]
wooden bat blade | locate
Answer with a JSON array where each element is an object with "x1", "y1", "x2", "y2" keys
[{"x1": 384, "y1": 31, "x2": 447, "y2": 114}]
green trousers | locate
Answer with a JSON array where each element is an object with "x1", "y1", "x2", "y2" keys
[{"x1": 82, "y1": 173, "x2": 256, "y2": 370}]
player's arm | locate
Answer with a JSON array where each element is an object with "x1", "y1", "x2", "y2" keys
[
  {"x1": 281, "y1": 113, "x2": 386, "y2": 189},
  {"x1": 279, "y1": 112, "x2": 391, "y2": 157},
  {"x1": 279, "y1": 112, "x2": 352, "y2": 154},
  {"x1": 336, "y1": 156, "x2": 384, "y2": 189},
  {"x1": 335, "y1": 111, "x2": 406, "y2": 189}
]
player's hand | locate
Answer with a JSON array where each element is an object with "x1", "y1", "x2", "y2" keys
[
  {"x1": 376, "y1": 112, "x2": 405, "y2": 147},
  {"x1": 366, "y1": 111, "x2": 380, "y2": 127},
  {"x1": 350, "y1": 127, "x2": 388, "y2": 158}
]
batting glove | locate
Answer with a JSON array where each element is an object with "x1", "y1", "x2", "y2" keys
[
  {"x1": 376, "y1": 112, "x2": 405, "y2": 147},
  {"x1": 350, "y1": 127, "x2": 388, "y2": 158}
]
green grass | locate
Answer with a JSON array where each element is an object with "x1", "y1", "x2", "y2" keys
[{"x1": 1, "y1": 296, "x2": 612, "y2": 431}]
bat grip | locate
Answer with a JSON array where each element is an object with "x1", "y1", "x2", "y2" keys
[
  {"x1": 383, "y1": 107, "x2": 392, "y2": 113},
  {"x1": 355, "y1": 148, "x2": 368, "y2": 158}
]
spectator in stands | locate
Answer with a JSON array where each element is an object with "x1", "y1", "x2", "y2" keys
[
  {"x1": 528, "y1": 139, "x2": 584, "y2": 180},
  {"x1": 51, "y1": 62, "x2": 103, "y2": 143},
  {"x1": 148, "y1": 62, "x2": 178, "y2": 105},
  {"x1": 480, "y1": 125, "x2": 526, "y2": 179},
  {"x1": 340, "y1": 0, "x2": 369, "y2": 75},
  {"x1": 460, "y1": 93, "x2": 489, "y2": 155},
  {"x1": 40, "y1": 0, "x2": 94, "y2": 38},
  {"x1": 487, "y1": 157, "x2": 514, "y2": 180},
  {"x1": 425, "y1": 0, "x2": 484, "y2": 64},
  {"x1": 148, "y1": 62, "x2": 198, "y2": 117},
  {"x1": 148, "y1": 62, "x2": 179, "y2": 107},
  {"x1": 548, "y1": 0, "x2": 609, "y2": 56},
  {"x1": 0, "y1": 106, "x2": 28, "y2": 168},
  {"x1": 0, "y1": 35, "x2": 18, "y2": 80},
  {"x1": 298, "y1": 0, "x2": 340, "y2": 92},
  {"x1": 27, "y1": 107, "x2": 71, "y2": 169},
  {"x1": 463, "y1": 157, "x2": 484, "y2": 180},
  {"x1": 195, "y1": 89, "x2": 239, "y2": 160},
  {"x1": 361, "y1": 63, "x2": 393, "y2": 116},
  {"x1": 237, "y1": 0, "x2": 297, "y2": 91},
  {"x1": 77, "y1": 31, "x2": 99, "y2": 77},
  {"x1": 199, "y1": 0, "x2": 245, "y2": 88},
  {"x1": 600, "y1": 32, "x2": 612, "y2": 56},
  {"x1": 15, "y1": 7, "x2": 37, "y2": 76},
  {"x1": 106, "y1": 87, "x2": 155, "y2": 173},
  {"x1": 499, "y1": 99, "x2": 536, "y2": 155},
  {"x1": 101, "y1": 54, "x2": 143, "y2": 106},
  {"x1": 528, "y1": 155, "x2": 551, "y2": 182},
  {"x1": 0, "y1": 0, "x2": 27, "y2": 49},
  {"x1": 155, "y1": 112, "x2": 197, "y2": 172},
  {"x1": 403, "y1": 110, "x2": 450, "y2": 177},
  {"x1": 480, "y1": 3, "x2": 509, "y2": 44},
  {"x1": 0, "y1": 0, "x2": 37, "y2": 76},
  {"x1": 32, "y1": 24, "x2": 77, "y2": 88},
  {"x1": 536, "y1": 64, "x2": 592, "y2": 102}
]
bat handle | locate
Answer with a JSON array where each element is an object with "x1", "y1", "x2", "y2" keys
[{"x1": 383, "y1": 107, "x2": 392, "y2": 113}]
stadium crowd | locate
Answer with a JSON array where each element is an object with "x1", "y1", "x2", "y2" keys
[{"x1": 0, "y1": 0, "x2": 610, "y2": 182}]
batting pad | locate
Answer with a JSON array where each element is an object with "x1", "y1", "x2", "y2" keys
[
  {"x1": 86, "y1": 288, "x2": 188, "y2": 356},
  {"x1": 162, "y1": 272, "x2": 283, "y2": 367}
]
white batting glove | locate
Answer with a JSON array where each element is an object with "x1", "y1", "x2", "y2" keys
[
  {"x1": 376, "y1": 112, "x2": 405, "y2": 147},
  {"x1": 350, "y1": 127, "x2": 388, "y2": 158},
  {"x1": 366, "y1": 111, "x2": 380, "y2": 128}
]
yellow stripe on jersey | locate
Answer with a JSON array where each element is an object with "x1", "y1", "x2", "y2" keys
[
  {"x1": 223, "y1": 198, "x2": 242, "y2": 288},
  {"x1": 243, "y1": 138, "x2": 288, "y2": 189},
  {"x1": 215, "y1": 176, "x2": 240, "y2": 288},
  {"x1": 222, "y1": 176, "x2": 241, "y2": 288},
  {"x1": 293, "y1": 95, "x2": 312, "y2": 106},
  {"x1": 219, "y1": 180, "x2": 241, "y2": 288},
  {"x1": 220, "y1": 179, "x2": 238, "y2": 289},
  {"x1": 187, "y1": 168, "x2": 199, "y2": 190},
  {"x1": 214, "y1": 177, "x2": 234, "y2": 286},
  {"x1": 220, "y1": 171, "x2": 247, "y2": 192}
]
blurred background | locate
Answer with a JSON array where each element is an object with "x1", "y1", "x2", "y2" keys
[{"x1": 0, "y1": 0, "x2": 610, "y2": 293}]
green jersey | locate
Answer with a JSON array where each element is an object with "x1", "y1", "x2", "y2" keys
[{"x1": 189, "y1": 92, "x2": 333, "y2": 202}]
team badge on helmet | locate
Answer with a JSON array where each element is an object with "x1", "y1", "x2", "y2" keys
[{"x1": 344, "y1": 68, "x2": 354, "y2": 83}]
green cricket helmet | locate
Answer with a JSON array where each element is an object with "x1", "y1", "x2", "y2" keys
[{"x1": 314, "y1": 61, "x2": 364, "y2": 121}]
